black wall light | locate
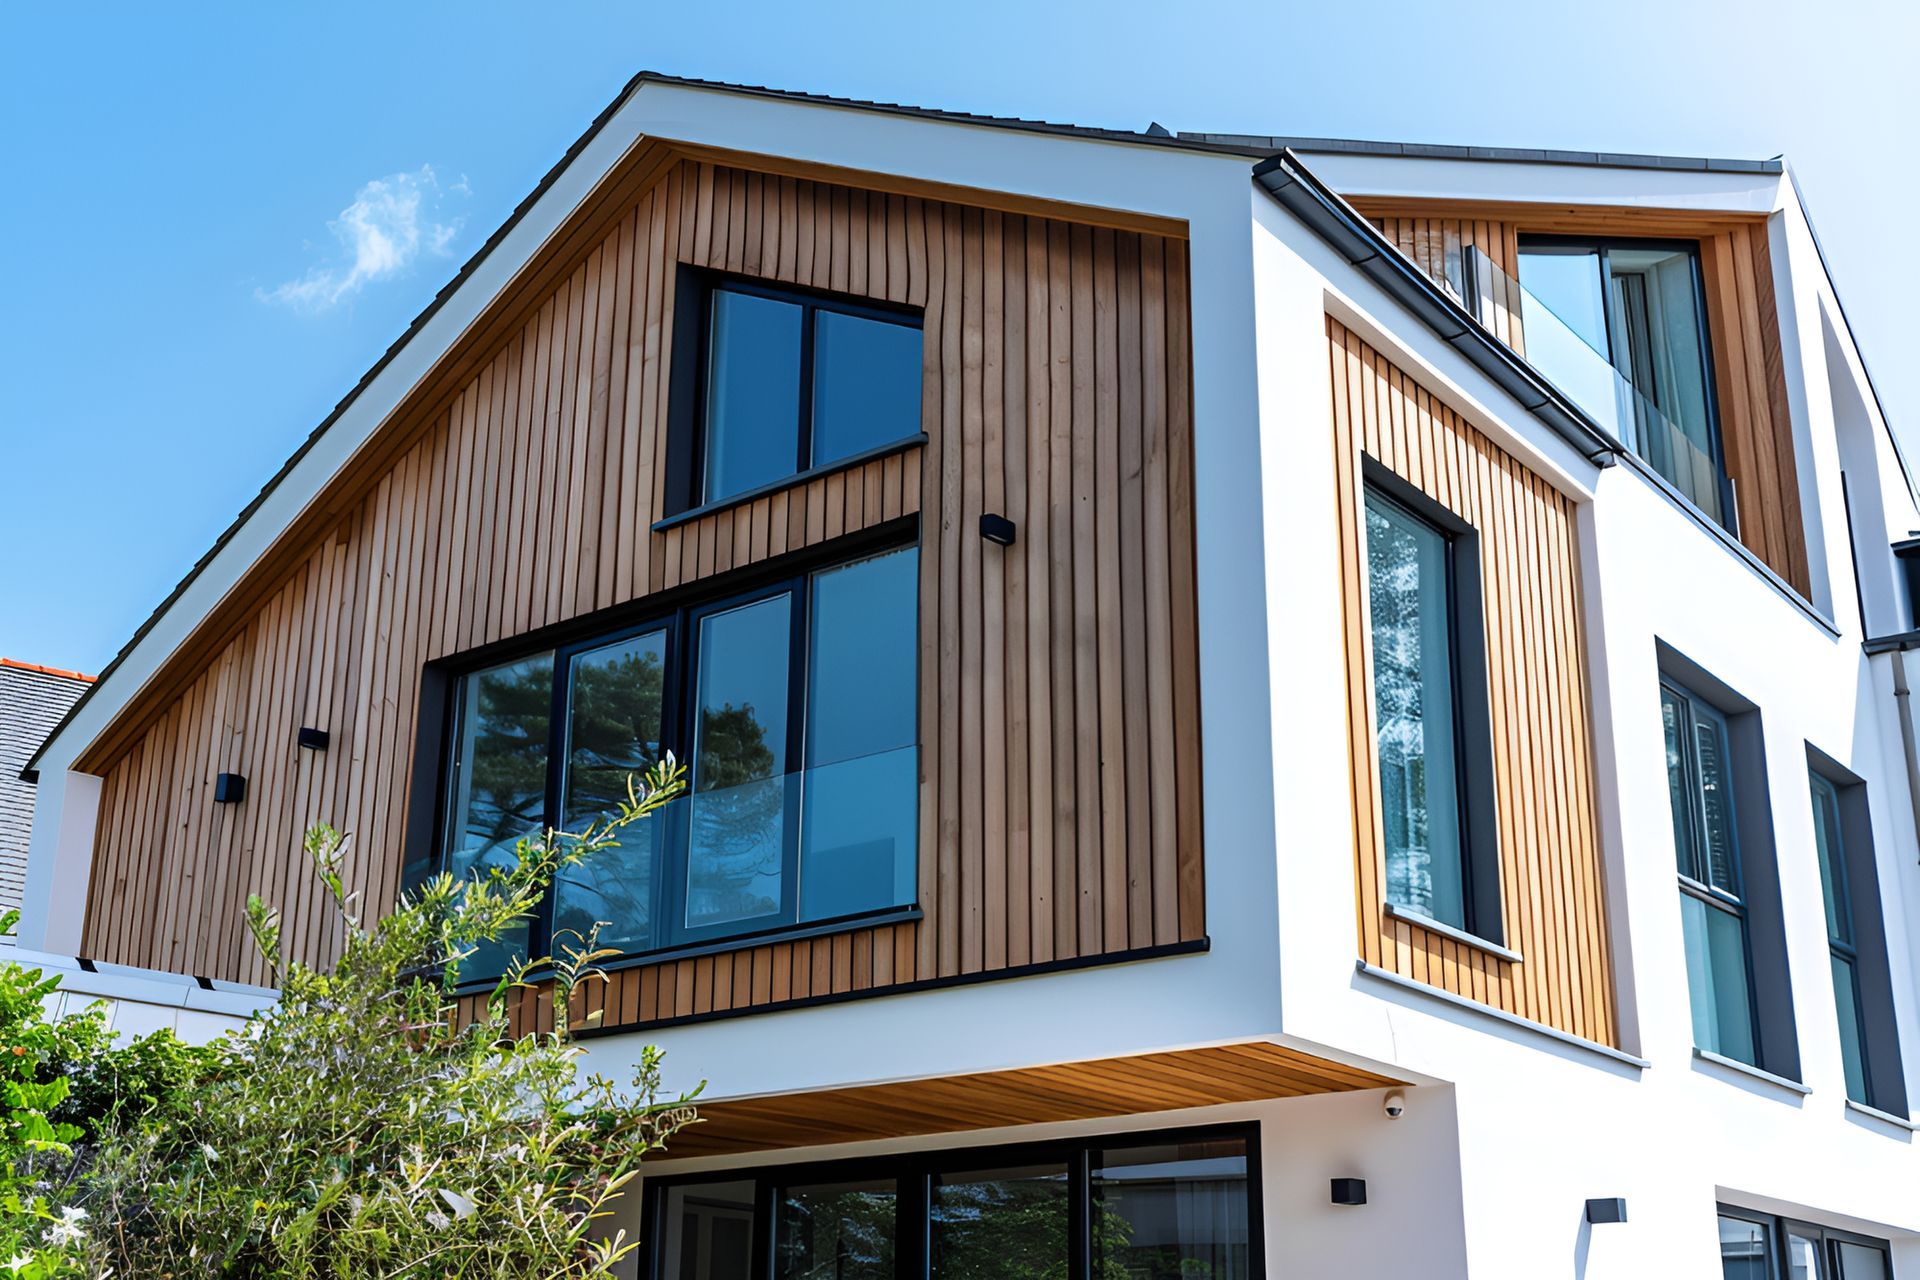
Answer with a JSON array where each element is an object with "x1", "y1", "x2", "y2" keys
[
  {"x1": 1330, "y1": 1177, "x2": 1368, "y2": 1207},
  {"x1": 1584, "y1": 1198, "x2": 1627, "y2": 1225},
  {"x1": 297, "y1": 727, "x2": 330, "y2": 751},
  {"x1": 980, "y1": 513, "x2": 1017, "y2": 546},
  {"x1": 213, "y1": 773, "x2": 247, "y2": 804}
]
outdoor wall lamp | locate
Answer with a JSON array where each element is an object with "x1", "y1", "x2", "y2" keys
[
  {"x1": 980, "y1": 513, "x2": 1017, "y2": 546},
  {"x1": 1585, "y1": 1198, "x2": 1628, "y2": 1224},
  {"x1": 297, "y1": 727, "x2": 330, "y2": 750},
  {"x1": 213, "y1": 773, "x2": 247, "y2": 804},
  {"x1": 1330, "y1": 1177, "x2": 1368, "y2": 1206}
]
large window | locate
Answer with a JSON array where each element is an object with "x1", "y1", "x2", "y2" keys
[
  {"x1": 648, "y1": 1127, "x2": 1256, "y2": 1280},
  {"x1": 1719, "y1": 1209, "x2": 1892, "y2": 1280},
  {"x1": 1517, "y1": 236, "x2": 1730, "y2": 526},
  {"x1": 1363, "y1": 470, "x2": 1502, "y2": 943},
  {"x1": 1807, "y1": 759, "x2": 1908, "y2": 1116},
  {"x1": 433, "y1": 543, "x2": 919, "y2": 976},
  {"x1": 671, "y1": 276, "x2": 924, "y2": 514}
]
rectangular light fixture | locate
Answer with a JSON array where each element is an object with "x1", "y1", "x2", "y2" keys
[
  {"x1": 1585, "y1": 1198, "x2": 1627, "y2": 1224},
  {"x1": 213, "y1": 773, "x2": 247, "y2": 804},
  {"x1": 297, "y1": 727, "x2": 330, "y2": 751},
  {"x1": 980, "y1": 513, "x2": 1017, "y2": 546},
  {"x1": 1330, "y1": 1177, "x2": 1367, "y2": 1206}
]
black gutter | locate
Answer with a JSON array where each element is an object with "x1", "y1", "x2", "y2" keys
[
  {"x1": 1195, "y1": 133, "x2": 1781, "y2": 175},
  {"x1": 1863, "y1": 631, "x2": 1920, "y2": 656},
  {"x1": 1253, "y1": 149, "x2": 1621, "y2": 467}
]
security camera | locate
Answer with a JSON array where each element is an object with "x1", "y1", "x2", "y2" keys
[{"x1": 1382, "y1": 1090, "x2": 1407, "y2": 1120}]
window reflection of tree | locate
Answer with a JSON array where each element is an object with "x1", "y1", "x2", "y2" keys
[
  {"x1": 690, "y1": 699, "x2": 784, "y2": 921},
  {"x1": 1366, "y1": 504, "x2": 1435, "y2": 915},
  {"x1": 460, "y1": 656, "x2": 554, "y2": 861},
  {"x1": 555, "y1": 643, "x2": 665, "y2": 949}
]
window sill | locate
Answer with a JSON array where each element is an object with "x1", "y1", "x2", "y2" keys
[
  {"x1": 651, "y1": 434, "x2": 928, "y2": 533},
  {"x1": 1382, "y1": 903, "x2": 1522, "y2": 964},
  {"x1": 1691, "y1": 1047, "x2": 1810, "y2": 1098},
  {"x1": 1844, "y1": 1099, "x2": 1917, "y2": 1133},
  {"x1": 452, "y1": 905, "x2": 924, "y2": 996},
  {"x1": 1354, "y1": 961, "x2": 1648, "y2": 1070}
]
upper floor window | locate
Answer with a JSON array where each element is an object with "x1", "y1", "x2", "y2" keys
[
  {"x1": 434, "y1": 543, "x2": 919, "y2": 976},
  {"x1": 1719, "y1": 1208, "x2": 1892, "y2": 1280},
  {"x1": 1663, "y1": 681, "x2": 1758, "y2": 1063},
  {"x1": 1363, "y1": 470, "x2": 1502, "y2": 943},
  {"x1": 1808, "y1": 761, "x2": 1908, "y2": 1116},
  {"x1": 1516, "y1": 236, "x2": 1730, "y2": 527},
  {"x1": 681, "y1": 276, "x2": 923, "y2": 511}
]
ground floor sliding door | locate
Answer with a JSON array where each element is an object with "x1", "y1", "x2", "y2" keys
[{"x1": 646, "y1": 1125, "x2": 1258, "y2": 1280}]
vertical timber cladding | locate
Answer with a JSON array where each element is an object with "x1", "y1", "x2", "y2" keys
[
  {"x1": 1327, "y1": 317, "x2": 1618, "y2": 1048},
  {"x1": 1352, "y1": 196, "x2": 1809, "y2": 598},
  {"x1": 77, "y1": 155, "x2": 1206, "y2": 1026}
]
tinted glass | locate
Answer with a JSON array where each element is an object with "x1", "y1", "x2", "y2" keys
[
  {"x1": 1662, "y1": 688, "x2": 1700, "y2": 880},
  {"x1": 1833, "y1": 952, "x2": 1869, "y2": 1104},
  {"x1": 705, "y1": 290, "x2": 804, "y2": 503},
  {"x1": 801, "y1": 547, "x2": 919, "y2": 921},
  {"x1": 687, "y1": 594, "x2": 792, "y2": 930},
  {"x1": 775, "y1": 1179, "x2": 896, "y2": 1280},
  {"x1": 553, "y1": 629, "x2": 667, "y2": 956},
  {"x1": 1720, "y1": 1214, "x2": 1772, "y2": 1280},
  {"x1": 1607, "y1": 245, "x2": 1713, "y2": 459},
  {"x1": 1809, "y1": 773, "x2": 1852, "y2": 945},
  {"x1": 1517, "y1": 246, "x2": 1610, "y2": 354},
  {"x1": 1836, "y1": 1241, "x2": 1890, "y2": 1280},
  {"x1": 811, "y1": 309, "x2": 922, "y2": 466},
  {"x1": 1366, "y1": 491, "x2": 1466, "y2": 928},
  {"x1": 1693, "y1": 706, "x2": 1739, "y2": 894},
  {"x1": 1681, "y1": 891, "x2": 1757, "y2": 1064},
  {"x1": 663, "y1": 1181, "x2": 757, "y2": 1280},
  {"x1": 1092, "y1": 1139, "x2": 1250, "y2": 1280},
  {"x1": 932, "y1": 1164, "x2": 1070, "y2": 1280},
  {"x1": 443, "y1": 652, "x2": 554, "y2": 974},
  {"x1": 1787, "y1": 1233, "x2": 1825, "y2": 1280}
]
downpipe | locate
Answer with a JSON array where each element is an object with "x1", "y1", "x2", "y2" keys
[{"x1": 1889, "y1": 649, "x2": 1920, "y2": 862}]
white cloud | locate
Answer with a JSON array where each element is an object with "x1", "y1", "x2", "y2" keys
[{"x1": 260, "y1": 165, "x2": 467, "y2": 310}]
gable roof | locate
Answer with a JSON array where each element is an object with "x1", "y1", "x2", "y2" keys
[{"x1": 1, "y1": 661, "x2": 91, "y2": 931}]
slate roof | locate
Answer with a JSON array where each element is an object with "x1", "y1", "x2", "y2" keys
[{"x1": 0, "y1": 660, "x2": 92, "y2": 941}]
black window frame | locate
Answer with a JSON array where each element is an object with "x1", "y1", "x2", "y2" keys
[
  {"x1": 641, "y1": 1120, "x2": 1264, "y2": 1280},
  {"x1": 662, "y1": 267, "x2": 927, "y2": 523},
  {"x1": 1806, "y1": 747, "x2": 1909, "y2": 1118},
  {"x1": 1658, "y1": 644, "x2": 1801, "y2": 1082},
  {"x1": 1516, "y1": 233, "x2": 1735, "y2": 525},
  {"x1": 1718, "y1": 1205, "x2": 1895, "y2": 1279},
  {"x1": 1361, "y1": 457, "x2": 1506, "y2": 948},
  {"x1": 412, "y1": 519, "x2": 923, "y2": 986}
]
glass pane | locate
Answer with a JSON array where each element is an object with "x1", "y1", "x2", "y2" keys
[
  {"x1": 553, "y1": 630, "x2": 668, "y2": 957},
  {"x1": 1093, "y1": 1139, "x2": 1251, "y2": 1280},
  {"x1": 1809, "y1": 773, "x2": 1853, "y2": 945},
  {"x1": 1662, "y1": 688, "x2": 1701, "y2": 881},
  {"x1": 801, "y1": 547, "x2": 919, "y2": 921},
  {"x1": 705, "y1": 289, "x2": 804, "y2": 504},
  {"x1": 1605, "y1": 246, "x2": 1714, "y2": 464},
  {"x1": 1833, "y1": 952, "x2": 1869, "y2": 1104},
  {"x1": 776, "y1": 1179, "x2": 896, "y2": 1280},
  {"x1": 687, "y1": 595, "x2": 792, "y2": 930},
  {"x1": 1365, "y1": 492, "x2": 1466, "y2": 928},
  {"x1": 1681, "y1": 891, "x2": 1757, "y2": 1064},
  {"x1": 1836, "y1": 1241, "x2": 1890, "y2": 1280},
  {"x1": 1692, "y1": 707, "x2": 1740, "y2": 895},
  {"x1": 812, "y1": 309, "x2": 923, "y2": 466},
  {"x1": 1787, "y1": 1233, "x2": 1825, "y2": 1280},
  {"x1": 932, "y1": 1164, "x2": 1070, "y2": 1280},
  {"x1": 662, "y1": 1181, "x2": 757, "y2": 1280},
  {"x1": 1719, "y1": 1214, "x2": 1772, "y2": 1280},
  {"x1": 443, "y1": 652, "x2": 554, "y2": 975}
]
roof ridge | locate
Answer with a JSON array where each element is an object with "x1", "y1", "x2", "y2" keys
[
  {"x1": 1179, "y1": 132, "x2": 1782, "y2": 175},
  {"x1": 0, "y1": 658, "x2": 95, "y2": 684}
]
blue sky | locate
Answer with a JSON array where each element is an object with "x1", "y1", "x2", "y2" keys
[{"x1": 3, "y1": 0, "x2": 1913, "y2": 674}]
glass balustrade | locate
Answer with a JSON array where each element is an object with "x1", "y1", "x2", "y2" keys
[{"x1": 1460, "y1": 246, "x2": 1730, "y2": 529}]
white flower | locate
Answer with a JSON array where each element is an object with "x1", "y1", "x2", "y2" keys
[{"x1": 438, "y1": 1188, "x2": 477, "y2": 1219}]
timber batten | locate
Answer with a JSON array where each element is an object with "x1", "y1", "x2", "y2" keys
[{"x1": 78, "y1": 150, "x2": 1205, "y2": 1030}]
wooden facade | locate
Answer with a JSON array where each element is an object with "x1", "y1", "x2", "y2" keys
[
  {"x1": 1328, "y1": 317, "x2": 1618, "y2": 1048},
  {"x1": 76, "y1": 150, "x2": 1205, "y2": 1029},
  {"x1": 1354, "y1": 196, "x2": 1809, "y2": 598}
]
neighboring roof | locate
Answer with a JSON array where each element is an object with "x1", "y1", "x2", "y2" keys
[
  {"x1": 1179, "y1": 132, "x2": 1783, "y2": 175},
  {"x1": 2, "y1": 663, "x2": 91, "y2": 937}
]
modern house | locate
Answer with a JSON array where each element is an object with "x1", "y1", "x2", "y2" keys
[{"x1": 19, "y1": 73, "x2": 1920, "y2": 1276}]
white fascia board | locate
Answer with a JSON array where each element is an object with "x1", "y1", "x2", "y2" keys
[
  {"x1": 30, "y1": 80, "x2": 1250, "y2": 781},
  {"x1": 1296, "y1": 151, "x2": 1785, "y2": 216}
]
